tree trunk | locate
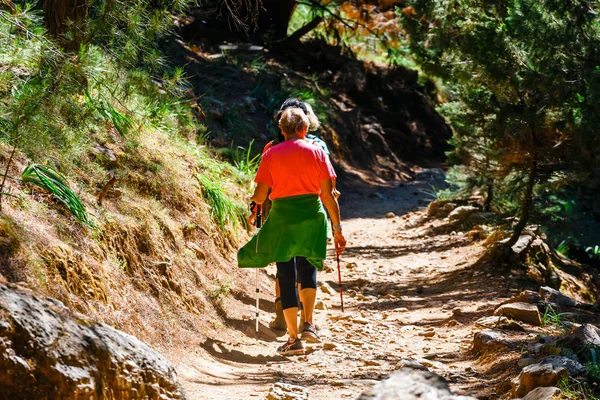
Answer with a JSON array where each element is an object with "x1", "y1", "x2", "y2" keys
[
  {"x1": 483, "y1": 182, "x2": 493, "y2": 211},
  {"x1": 44, "y1": 0, "x2": 88, "y2": 51},
  {"x1": 275, "y1": 15, "x2": 322, "y2": 47},
  {"x1": 506, "y1": 127, "x2": 538, "y2": 248}
]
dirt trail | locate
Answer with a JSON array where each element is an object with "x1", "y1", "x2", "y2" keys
[{"x1": 172, "y1": 168, "x2": 512, "y2": 399}]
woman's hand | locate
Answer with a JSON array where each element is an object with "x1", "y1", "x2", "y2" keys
[{"x1": 334, "y1": 230, "x2": 346, "y2": 256}]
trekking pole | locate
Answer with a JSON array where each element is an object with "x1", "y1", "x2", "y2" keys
[
  {"x1": 255, "y1": 204, "x2": 262, "y2": 335},
  {"x1": 336, "y1": 245, "x2": 344, "y2": 313}
]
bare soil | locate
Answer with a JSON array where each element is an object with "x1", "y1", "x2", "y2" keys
[{"x1": 168, "y1": 168, "x2": 531, "y2": 399}]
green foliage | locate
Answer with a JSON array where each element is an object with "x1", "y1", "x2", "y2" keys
[
  {"x1": 558, "y1": 376, "x2": 599, "y2": 399},
  {"x1": 232, "y1": 140, "x2": 261, "y2": 176},
  {"x1": 84, "y1": 90, "x2": 133, "y2": 136},
  {"x1": 21, "y1": 164, "x2": 95, "y2": 228},
  {"x1": 588, "y1": 361, "x2": 600, "y2": 382},
  {"x1": 586, "y1": 245, "x2": 600, "y2": 260},
  {"x1": 541, "y1": 305, "x2": 566, "y2": 327},
  {"x1": 399, "y1": 0, "x2": 600, "y2": 244},
  {"x1": 195, "y1": 174, "x2": 247, "y2": 233}
]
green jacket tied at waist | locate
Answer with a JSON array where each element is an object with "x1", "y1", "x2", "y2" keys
[{"x1": 237, "y1": 194, "x2": 328, "y2": 270}]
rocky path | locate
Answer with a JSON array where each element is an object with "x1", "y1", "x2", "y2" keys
[{"x1": 172, "y1": 168, "x2": 514, "y2": 399}]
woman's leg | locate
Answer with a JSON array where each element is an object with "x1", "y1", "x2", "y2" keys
[
  {"x1": 296, "y1": 257, "x2": 317, "y2": 326},
  {"x1": 276, "y1": 259, "x2": 299, "y2": 339},
  {"x1": 269, "y1": 274, "x2": 287, "y2": 330}
]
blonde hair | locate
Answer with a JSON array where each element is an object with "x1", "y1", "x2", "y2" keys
[
  {"x1": 279, "y1": 107, "x2": 309, "y2": 136},
  {"x1": 304, "y1": 103, "x2": 321, "y2": 131}
]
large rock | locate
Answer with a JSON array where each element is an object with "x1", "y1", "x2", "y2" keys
[
  {"x1": 428, "y1": 201, "x2": 457, "y2": 218},
  {"x1": 494, "y1": 302, "x2": 542, "y2": 326},
  {"x1": 0, "y1": 284, "x2": 183, "y2": 400},
  {"x1": 521, "y1": 386, "x2": 560, "y2": 400},
  {"x1": 511, "y1": 356, "x2": 582, "y2": 398},
  {"x1": 557, "y1": 324, "x2": 600, "y2": 362},
  {"x1": 357, "y1": 368, "x2": 478, "y2": 400},
  {"x1": 500, "y1": 290, "x2": 543, "y2": 307},
  {"x1": 471, "y1": 330, "x2": 510, "y2": 354},
  {"x1": 539, "y1": 286, "x2": 597, "y2": 311},
  {"x1": 448, "y1": 206, "x2": 479, "y2": 223}
]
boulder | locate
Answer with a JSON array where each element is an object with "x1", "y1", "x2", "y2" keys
[
  {"x1": 427, "y1": 201, "x2": 457, "y2": 218},
  {"x1": 357, "y1": 368, "x2": 478, "y2": 400},
  {"x1": 557, "y1": 324, "x2": 600, "y2": 362},
  {"x1": 472, "y1": 330, "x2": 510, "y2": 354},
  {"x1": 494, "y1": 302, "x2": 542, "y2": 326},
  {"x1": 448, "y1": 206, "x2": 479, "y2": 223},
  {"x1": 512, "y1": 356, "x2": 581, "y2": 398},
  {"x1": 500, "y1": 290, "x2": 543, "y2": 307},
  {"x1": 521, "y1": 386, "x2": 560, "y2": 400},
  {"x1": 0, "y1": 284, "x2": 182, "y2": 400},
  {"x1": 539, "y1": 286, "x2": 597, "y2": 311}
]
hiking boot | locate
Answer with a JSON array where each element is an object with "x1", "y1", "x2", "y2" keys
[
  {"x1": 269, "y1": 299, "x2": 287, "y2": 330},
  {"x1": 276, "y1": 338, "x2": 305, "y2": 356},
  {"x1": 300, "y1": 322, "x2": 321, "y2": 343}
]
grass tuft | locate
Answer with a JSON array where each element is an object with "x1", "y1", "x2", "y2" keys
[
  {"x1": 195, "y1": 174, "x2": 246, "y2": 233},
  {"x1": 21, "y1": 164, "x2": 95, "y2": 228}
]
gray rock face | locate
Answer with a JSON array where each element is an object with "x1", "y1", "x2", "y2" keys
[
  {"x1": 357, "y1": 367, "x2": 478, "y2": 400},
  {"x1": 0, "y1": 284, "x2": 183, "y2": 400},
  {"x1": 494, "y1": 302, "x2": 542, "y2": 326}
]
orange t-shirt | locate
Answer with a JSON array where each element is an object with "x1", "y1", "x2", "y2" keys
[{"x1": 255, "y1": 139, "x2": 336, "y2": 200}]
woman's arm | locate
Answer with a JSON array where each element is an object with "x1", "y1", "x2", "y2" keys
[
  {"x1": 250, "y1": 182, "x2": 270, "y2": 204},
  {"x1": 320, "y1": 178, "x2": 346, "y2": 254}
]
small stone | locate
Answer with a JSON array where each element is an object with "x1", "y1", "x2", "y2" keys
[
  {"x1": 475, "y1": 315, "x2": 509, "y2": 329},
  {"x1": 451, "y1": 307, "x2": 463, "y2": 317},
  {"x1": 364, "y1": 360, "x2": 382, "y2": 367},
  {"x1": 419, "y1": 331, "x2": 436, "y2": 338},
  {"x1": 398, "y1": 307, "x2": 409, "y2": 313},
  {"x1": 323, "y1": 342, "x2": 338, "y2": 351},
  {"x1": 267, "y1": 382, "x2": 308, "y2": 400},
  {"x1": 396, "y1": 358, "x2": 429, "y2": 371},
  {"x1": 447, "y1": 319, "x2": 463, "y2": 327},
  {"x1": 320, "y1": 282, "x2": 334, "y2": 295},
  {"x1": 315, "y1": 301, "x2": 327, "y2": 310},
  {"x1": 331, "y1": 380, "x2": 345, "y2": 387},
  {"x1": 386, "y1": 212, "x2": 396, "y2": 218},
  {"x1": 346, "y1": 262, "x2": 358, "y2": 269}
]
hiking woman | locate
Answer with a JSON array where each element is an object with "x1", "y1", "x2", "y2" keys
[
  {"x1": 262, "y1": 98, "x2": 340, "y2": 331},
  {"x1": 237, "y1": 107, "x2": 346, "y2": 355}
]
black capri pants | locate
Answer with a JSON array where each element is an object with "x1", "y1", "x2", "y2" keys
[{"x1": 276, "y1": 256, "x2": 317, "y2": 310}]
